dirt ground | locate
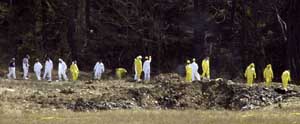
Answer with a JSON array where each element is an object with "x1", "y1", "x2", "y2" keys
[
  {"x1": 0, "y1": 73, "x2": 300, "y2": 111},
  {"x1": 1, "y1": 73, "x2": 300, "y2": 123}
]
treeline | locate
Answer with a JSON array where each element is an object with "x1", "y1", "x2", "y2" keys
[{"x1": 0, "y1": 0, "x2": 300, "y2": 82}]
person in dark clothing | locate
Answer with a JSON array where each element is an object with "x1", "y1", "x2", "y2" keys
[{"x1": 7, "y1": 58, "x2": 16, "y2": 79}]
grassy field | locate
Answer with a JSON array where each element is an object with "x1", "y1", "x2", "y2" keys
[{"x1": 1, "y1": 108, "x2": 300, "y2": 124}]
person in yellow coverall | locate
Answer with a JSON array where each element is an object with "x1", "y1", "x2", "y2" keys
[
  {"x1": 134, "y1": 56, "x2": 143, "y2": 81},
  {"x1": 185, "y1": 60, "x2": 192, "y2": 82},
  {"x1": 70, "y1": 61, "x2": 79, "y2": 81},
  {"x1": 281, "y1": 70, "x2": 291, "y2": 91},
  {"x1": 116, "y1": 68, "x2": 127, "y2": 79},
  {"x1": 244, "y1": 63, "x2": 256, "y2": 87},
  {"x1": 263, "y1": 64, "x2": 274, "y2": 88},
  {"x1": 202, "y1": 57, "x2": 210, "y2": 79}
]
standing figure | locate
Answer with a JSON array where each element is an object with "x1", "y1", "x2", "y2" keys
[
  {"x1": 263, "y1": 64, "x2": 274, "y2": 88},
  {"x1": 244, "y1": 63, "x2": 256, "y2": 87},
  {"x1": 58, "y1": 58, "x2": 68, "y2": 81},
  {"x1": 7, "y1": 58, "x2": 16, "y2": 79},
  {"x1": 94, "y1": 60, "x2": 105, "y2": 80},
  {"x1": 201, "y1": 57, "x2": 210, "y2": 79},
  {"x1": 134, "y1": 56, "x2": 143, "y2": 81},
  {"x1": 143, "y1": 56, "x2": 152, "y2": 81},
  {"x1": 133, "y1": 57, "x2": 138, "y2": 80},
  {"x1": 281, "y1": 70, "x2": 291, "y2": 91},
  {"x1": 33, "y1": 59, "x2": 43, "y2": 80},
  {"x1": 185, "y1": 60, "x2": 192, "y2": 82},
  {"x1": 22, "y1": 54, "x2": 30, "y2": 80},
  {"x1": 191, "y1": 58, "x2": 201, "y2": 81},
  {"x1": 43, "y1": 57, "x2": 53, "y2": 81},
  {"x1": 70, "y1": 60, "x2": 79, "y2": 81},
  {"x1": 134, "y1": 57, "x2": 137, "y2": 80}
]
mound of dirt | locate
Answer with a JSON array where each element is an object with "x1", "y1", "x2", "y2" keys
[
  {"x1": 63, "y1": 74, "x2": 300, "y2": 111},
  {"x1": 1, "y1": 74, "x2": 300, "y2": 112},
  {"x1": 153, "y1": 73, "x2": 183, "y2": 84},
  {"x1": 66, "y1": 98, "x2": 138, "y2": 111}
]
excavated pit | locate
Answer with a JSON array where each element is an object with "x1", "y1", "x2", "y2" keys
[{"x1": 3, "y1": 74, "x2": 299, "y2": 112}]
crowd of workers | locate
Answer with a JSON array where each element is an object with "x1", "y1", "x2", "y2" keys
[
  {"x1": 184, "y1": 57, "x2": 291, "y2": 91},
  {"x1": 5, "y1": 54, "x2": 292, "y2": 91},
  {"x1": 242, "y1": 63, "x2": 291, "y2": 91},
  {"x1": 6, "y1": 55, "x2": 105, "y2": 82}
]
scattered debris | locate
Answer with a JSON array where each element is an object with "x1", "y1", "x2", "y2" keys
[
  {"x1": 1, "y1": 74, "x2": 300, "y2": 112},
  {"x1": 66, "y1": 98, "x2": 138, "y2": 111},
  {"x1": 85, "y1": 80, "x2": 93, "y2": 84},
  {"x1": 59, "y1": 88, "x2": 75, "y2": 95}
]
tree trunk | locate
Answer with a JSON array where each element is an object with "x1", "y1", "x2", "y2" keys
[
  {"x1": 193, "y1": 0, "x2": 207, "y2": 59},
  {"x1": 240, "y1": 1, "x2": 250, "y2": 68},
  {"x1": 41, "y1": 0, "x2": 48, "y2": 55},
  {"x1": 287, "y1": 0, "x2": 300, "y2": 82},
  {"x1": 67, "y1": 15, "x2": 77, "y2": 60},
  {"x1": 34, "y1": 0, "x2": 43, "y2": 56},
  {"x1": 67, "y1": 0, "x2": 87, "y2": 60}
]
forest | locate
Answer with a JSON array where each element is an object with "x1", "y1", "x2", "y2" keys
[{"x1": 0, "y1": 0, "x2": 299, "y2": 82}]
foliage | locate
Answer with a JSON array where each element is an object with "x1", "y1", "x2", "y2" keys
[{"x1": 0, "y1": 0, "x2": 299, "y2": 81}]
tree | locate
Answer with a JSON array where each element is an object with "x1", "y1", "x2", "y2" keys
[{"x1": 287, "y1": 0, "x2": 300, "y2": 81}]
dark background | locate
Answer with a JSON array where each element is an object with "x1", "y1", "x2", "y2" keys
[{"x1": 0, "y1": 0, "x2": 299, "y2": 82}]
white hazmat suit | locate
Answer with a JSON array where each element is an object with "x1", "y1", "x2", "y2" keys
[
  {"x1": 43, "y1": 59, "x2": 53, "y2": 81},
  {"x1": 143, "y1": 57, "x2": 152, "y2": 81},
  {"x1": 23, "y1": 57, "x2": 30, "y2": 79},
  {"x1": 94, "y1": 62, "x2": 105, "y2": 80},
  {"x1": 191, "y1": 61, "x2": 201, "y2": 81},
  {"x1": 34, "y1": 61, "x2": 43, "y2": 80},
  {"x1": 58, "y1": 59, "x2": 68, "y2": 81}
]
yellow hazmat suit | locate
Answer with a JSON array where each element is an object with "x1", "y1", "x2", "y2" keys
[
  {"x1": 281, "y1": 70, "x2": 291, "y2": 90},
  {"x1": 263, "y1": 64, "x2": 274, "y2": 88},
  {"x1": 135, "y1": 57, "x2": 143, "y2": 80},
  {"x1": 116, "y1": 68, "x2": 127, "y2": 79},
  {"x1": 70, "y1": 63, "x2": 79, "y2": 81},
  {"x1": 201, "y1": 58, "x2": 210, "y2": 79},
  {"x1": 186, "y1": 60, "x2": 192, "y2": 82},
  {"x1": 244, "y1": 63, "x2": 256, "y2": 87}
]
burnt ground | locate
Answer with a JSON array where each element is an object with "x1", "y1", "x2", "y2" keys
[{"x1": 0, "y1": 73, "x2": 300, "y2": 112}]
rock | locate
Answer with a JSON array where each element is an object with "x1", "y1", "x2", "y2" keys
[
  {"x1": 59, "y1": 88, "x2": 75, "y2": 94},
  {"x1": 85, "y1": 80, "x2": 93, "y2": 84},
  {"x1": 227, "y1": 80, "x2": 235, "y2": 85}
]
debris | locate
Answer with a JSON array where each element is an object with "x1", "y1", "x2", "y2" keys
[
  {"x1": 59, "y1": 88, "x2": 75, "y2": 94},
  {"x1": 66, "y1": 98, "x2": 138, "y2": 111},
  {"x1": 1, "y1": 73, "x2": 300, "y2": 112},
  {"x1": 85, "y1": 80, "x2": 93, "y2": 84}
]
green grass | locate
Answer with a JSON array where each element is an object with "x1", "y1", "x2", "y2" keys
[{"x1": 1, "y1": 109, "x2": 300, "y2": 124}]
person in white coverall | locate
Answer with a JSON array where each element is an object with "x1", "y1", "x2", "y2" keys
[
  {"x1": 34, "y1": 59, "x2": 43, "y2": 80},
  {"x1": 43, "y1": 57, "x2": 53, "y2": 81},
  {"x1": 7, "y1": 58, "x2": 16, "y2": 79},
  {"x1": 143, "y1": 56, "x2": 152, "y2": 81},
  {"x1": 23, "y1": 54, "x2": 30, "y2": 80},
  {"x1": 191, "y1": 58, "x2": 201, "y2": 81},
  {"x1": 94, "y1": 60, "x2": 105, "y2": 80},
  {"x1": 58, "y1": 58, "x2": 68, "y2": 81}
]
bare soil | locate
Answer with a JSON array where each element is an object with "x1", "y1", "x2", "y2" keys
[{"x1": 0, "y1": 73, "x2": 300, "y2": 113}]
